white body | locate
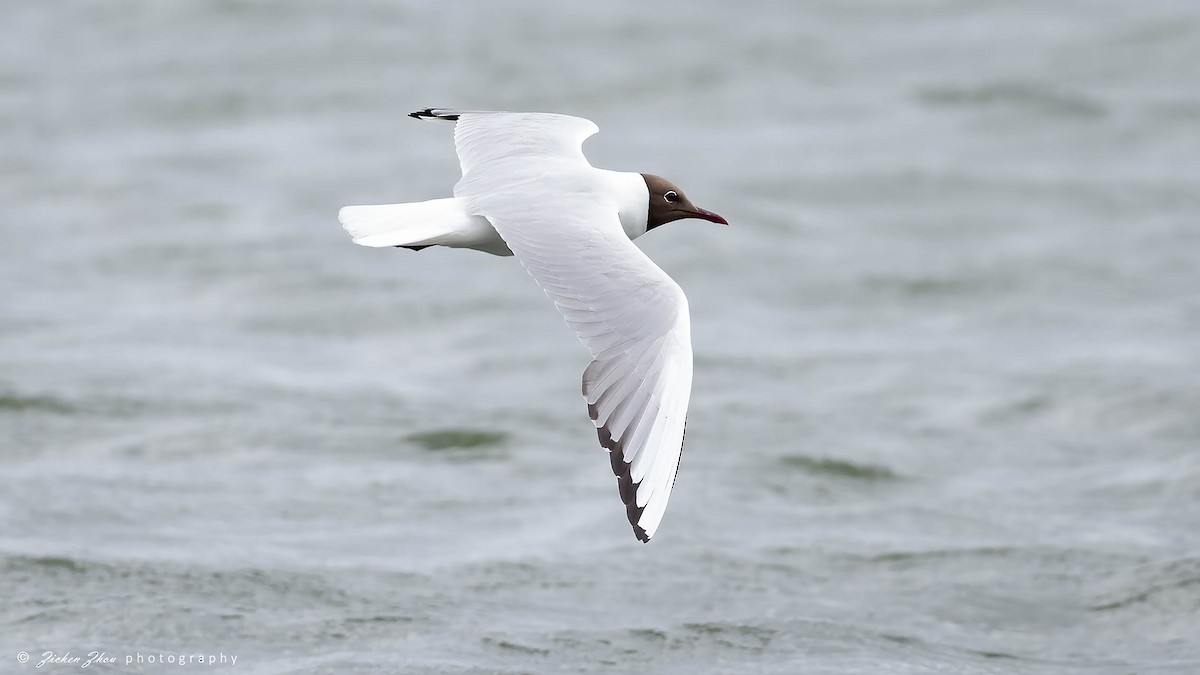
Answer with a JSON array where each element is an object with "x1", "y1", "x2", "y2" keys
[{"x1": 339, "y1": 170, "x2": 650, "y2": 256}]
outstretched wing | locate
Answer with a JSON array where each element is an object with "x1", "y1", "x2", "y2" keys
[
  {"x1": 411, "y1": 108, "x2": 599, "y2": 179},
  {"x1": 413, "y1": 108, "x2": 692, "y2": 542},
  {"x1": 492, "y1": 194, "x2": 692, "y2": 542}
]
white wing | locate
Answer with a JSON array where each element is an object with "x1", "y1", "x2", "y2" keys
[
  {"x1": 411, "y1": 108, "x2": 598, "y2": 178},
  {"x1": 440, "y1": 111, "x2": 692, "y2": 542}
]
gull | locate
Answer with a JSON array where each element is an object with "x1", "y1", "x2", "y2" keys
[{"x1": 339, "y1": 108, "x2": 727, "y2": 542}]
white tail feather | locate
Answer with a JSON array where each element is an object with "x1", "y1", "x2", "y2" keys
[
  {"x1": 338, "y1": 197, "x2": 512, "y2": 256},
  {"x1": 339, "y1": 198, "x2": 459, "y2": 247}
]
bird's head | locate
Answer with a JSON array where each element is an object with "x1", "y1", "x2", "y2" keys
[{"x1": 641, "y1": 174, "x2": 728, "y2": 231}]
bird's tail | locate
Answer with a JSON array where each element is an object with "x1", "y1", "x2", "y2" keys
[
  {"x1": 338, "y1": 198, "x2": 470, "y2": 248},
  {"x1": 338, "y1": 197, "x2": 511, "y2": 255}
]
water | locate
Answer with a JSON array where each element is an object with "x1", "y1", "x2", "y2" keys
[{"x1": 3, "y1": 1, "x2": 1199, "y2": 673}]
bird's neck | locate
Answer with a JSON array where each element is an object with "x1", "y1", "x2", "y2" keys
[{"x1": 597, "y1": 170, "x2": 651, "y2": 240}]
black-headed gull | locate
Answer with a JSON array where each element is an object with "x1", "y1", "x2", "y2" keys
[{"x1": 339, "y1": 108, "x2": 727, "y2": 542}]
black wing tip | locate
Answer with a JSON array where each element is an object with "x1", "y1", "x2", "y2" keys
[
  {"x1": 409, "y1": 108, "x2": 459, "y2": 121},
  {"x1": 596, "y1": 426, "x2": 651, "y2": 543},
  {"x1": 598, "y1": 415, "x2": 690, "y2": 544},
  {"x1": 627, "y1": 495, "x2": 650, "y2": 543}
]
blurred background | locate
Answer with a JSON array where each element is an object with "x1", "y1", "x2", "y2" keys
[{"x1": 2, "y1": 1, "x2": 1198, "y2": 673}]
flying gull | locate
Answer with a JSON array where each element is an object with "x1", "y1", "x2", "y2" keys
[{"x1": 339, "y1": 108, "x2": 727, "y2": 542}]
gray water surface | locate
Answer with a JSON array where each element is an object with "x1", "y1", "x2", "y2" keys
[{"x1": 3, "y1": 1, "x2": 1199, "y2": 673}]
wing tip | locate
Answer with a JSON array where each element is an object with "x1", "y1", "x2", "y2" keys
[
  {"x1": 597, "y1": 425, "x2": 653, "y2": 543},
  {"x1": 409, "y1": 107, "x2": 460, "y2": 121},
  {"x1": 597, "y1": 415, "x2": 689, "y2": 544}
]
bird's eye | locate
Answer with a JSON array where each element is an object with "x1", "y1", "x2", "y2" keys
[{"x1": 664, "y1": 191, "x2": 679, "y2": 203}]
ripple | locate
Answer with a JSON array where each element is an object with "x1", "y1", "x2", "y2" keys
[
  {"x1": 778, "y1": 455, "x2": 901, "y2": 481},
  {"x1": 682, "y1": 622, "x2": 776, "y2": 651},
  {"x1": 4, "y1": 554, "x2": 93, "y2": 573},
  {"x1": 868, "y1": 547, "x2": 1016, "y2": 565},
  {"x1": 405, "y1": 428, "x2": 509, "y2": 451},
  {"x1": 481, "y1": 636, "x2": 550, "y2": 656},
  {"x1": 918, "y1": 81, "x2": 1107, "y2": 118},
  {"x1": 0, "y1": 392, "x2": 76, "y2": 414},
  {"x1": 1090, "y1": 557, "x2": 1200, "y2": 612}
]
